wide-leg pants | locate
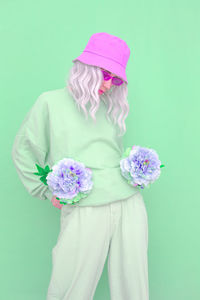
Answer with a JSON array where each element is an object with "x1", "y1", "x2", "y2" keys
[{"x1": 46, "y1": 191, "x2": 149, "y2": 300}]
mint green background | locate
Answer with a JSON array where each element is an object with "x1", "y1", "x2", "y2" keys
[{"x1": 1, "y1": 0, "x2": 199, "y2": 299}]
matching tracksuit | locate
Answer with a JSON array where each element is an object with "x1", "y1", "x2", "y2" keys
[{"x1": 11, "y1": 87, "x2": 149, "y2": 299}]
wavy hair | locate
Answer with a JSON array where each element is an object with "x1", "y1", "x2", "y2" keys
[{"x1": 65, "y1": 60, "x2": 129, "y2": 136}]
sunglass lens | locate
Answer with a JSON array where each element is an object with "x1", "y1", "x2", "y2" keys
[
  {"x1": 112, "y1": 77, "x2": 123, "y2": 86},
  {"x1": 102, "y1": 70, "x2": 111, "y2": 80}
]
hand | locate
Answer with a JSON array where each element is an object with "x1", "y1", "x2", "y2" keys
[{"x1": 51, "y1": 195, "x2": 63, "y2": 209}]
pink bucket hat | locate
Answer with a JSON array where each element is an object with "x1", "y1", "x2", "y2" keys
[{"x1": 72, "y1": 32, "x2": 131, "y2": 84}]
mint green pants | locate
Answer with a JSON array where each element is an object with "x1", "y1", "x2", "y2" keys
[{"x1": 46, "y1": 191, "x2": 149, "y2": 300}]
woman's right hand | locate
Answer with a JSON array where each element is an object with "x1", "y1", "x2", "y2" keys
[{"x1": 51, "y1": 195, "x2": 63, "y2": 209}]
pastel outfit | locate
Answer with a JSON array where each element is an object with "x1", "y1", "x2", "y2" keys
[
  {"x1": 11, "y1": 87, "x2": 140, "y2": 207},
  {"x1": 11, "y1": 87, "x2": 149, "y2": 300}
]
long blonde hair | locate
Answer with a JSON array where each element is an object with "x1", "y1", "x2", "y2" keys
[{"x1": 65, "y1": 60, "x2": 129, "y2": 136}]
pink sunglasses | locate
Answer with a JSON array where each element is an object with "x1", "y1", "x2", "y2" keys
[{"x1": 101, "y1": 68, "x2": 124, "y2": 86}]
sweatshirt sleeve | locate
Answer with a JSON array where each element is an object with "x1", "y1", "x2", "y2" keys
[{"x1": 11, "y1": 92, "x2": 53, "y2": 202}]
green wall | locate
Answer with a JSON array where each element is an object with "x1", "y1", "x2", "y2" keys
[{"x1": 1, "y1": 0, "x2": 199, "y2": 299}]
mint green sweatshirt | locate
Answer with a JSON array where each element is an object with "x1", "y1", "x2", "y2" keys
[{"x1": 11, "y1": 87, "x2": 140, "y2": 206}]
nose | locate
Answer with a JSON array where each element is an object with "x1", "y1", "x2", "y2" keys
[{"x1": 104, "y1": 78, "x2": 112, "y2": 90}]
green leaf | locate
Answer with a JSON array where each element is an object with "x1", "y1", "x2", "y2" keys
[
  {"x1": 39, "y1": 175, "x2": 47, "y2": 185},
  {"x1": 122, "y1": 147, "x2": 132, "y2": 158},
  {"x1": 44, "y1": 165, "x2": 51, "y2": 173},
  {"x1": 160, "y1": 164, "x2": 165, "y2": 168},
  {"x1": 33, "y1": 172, "x2": 41, "y2": 176},
  {"x1": 35, "y1": 163, "x2": 46, "y2": 175}
]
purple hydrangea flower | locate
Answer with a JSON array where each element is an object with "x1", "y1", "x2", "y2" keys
[
  {"x1": 120, "y1": 145, "x2": 162, "y2": 189},
  {"x1": 46, "y1": 158, "x2": 93, "y2": 204}
]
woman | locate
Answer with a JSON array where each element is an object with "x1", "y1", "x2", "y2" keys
[{"x1": 11, "y1": 32, "x2": 149, "y2": 300}]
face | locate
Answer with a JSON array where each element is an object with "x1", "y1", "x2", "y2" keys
[{"x1": 98, "y1": 68, "x2": 123, "y2": 95}]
